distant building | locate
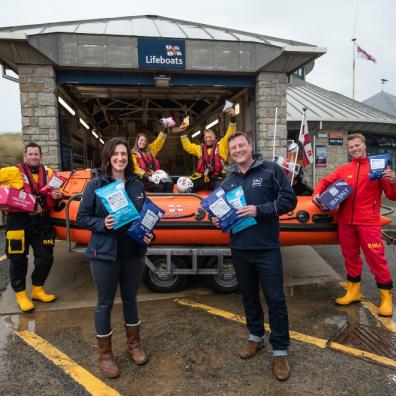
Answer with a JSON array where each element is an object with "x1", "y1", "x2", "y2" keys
[{"x1": 363, "y1": 91, "x2": 396, "y2": 118}]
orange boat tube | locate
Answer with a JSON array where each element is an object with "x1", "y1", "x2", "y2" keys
[{"x1": 50, "y1": 170, "x2": 392, "y2": 247}]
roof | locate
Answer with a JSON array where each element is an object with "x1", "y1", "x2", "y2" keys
[
  {"x1": 0, "y1": 15, "x2": 314, "y2": 48},
  {"x1": 363, "y1": 92, "x2": 396, "y2": 118},
  {"x1": 287, "y1": 77, "x2": 396, "y2": 133}
]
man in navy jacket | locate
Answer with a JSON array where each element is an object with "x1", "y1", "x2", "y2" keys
[{"x1": 212, "y1": 132, "x2": 297, "y2": 381}]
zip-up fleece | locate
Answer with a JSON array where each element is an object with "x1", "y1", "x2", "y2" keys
[
  {"x1": 313, "y1": 157, "x2": 396, "y2": 225},
  {"x1": 77, "y1": 174, "x2": 146, "y2": 261},
  {"x1": 221, "y1": 155, "x2": 297, "y2": 250}
]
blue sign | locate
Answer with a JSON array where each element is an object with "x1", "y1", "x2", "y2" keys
[{"x1": 138, "y1": 38, "x2": 185, "y2": 69}]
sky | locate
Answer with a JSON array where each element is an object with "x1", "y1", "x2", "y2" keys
[{"x1": 0, "y1": 0, "x2": 395, "y2": 132}]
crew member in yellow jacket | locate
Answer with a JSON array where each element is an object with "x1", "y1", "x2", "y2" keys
[
  {"x1": 132, "y1": 118, "x2": 174, "y2": 192},
  {"x1": 179, "y1": 107, "x2": 236, "y2": 191},
  {"x1": 0, "y1": 142, "x2": 63, "y2": 312}
]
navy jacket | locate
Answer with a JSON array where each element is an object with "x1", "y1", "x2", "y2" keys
[
  {"x1": 77, "y1": 174, "x2": 146, "y2": 261},
  {"x1": 221, "y1": 155, "x2": 297, "y2": 250}
]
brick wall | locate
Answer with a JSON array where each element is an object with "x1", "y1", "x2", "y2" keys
[{"x1": 19, "y1": 65, "x2": 61, "y2": 170}]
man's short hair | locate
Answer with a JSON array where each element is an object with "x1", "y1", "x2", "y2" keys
[
  {"x1": 204, "y1": 129, "x2": 216, "y2": 136},
  {"x1": 347, "y1": 133, "x2": 365, "y2": 144},
  {"x1": 228, "y1": 131, "x2": 252, "y2": 146},
  {"x1": 24, "y1": 142, "x2": 42, "y2": 154}
]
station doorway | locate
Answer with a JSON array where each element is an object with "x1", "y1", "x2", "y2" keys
[{"x1": 56, "y1": 71, "x2": 255, "y2": 175}]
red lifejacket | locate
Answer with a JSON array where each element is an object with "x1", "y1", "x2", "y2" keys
[
  {"x1": 196, "y1": 142, "x2": 224, "y2": 176},
  {"x1": 17, "y1": 163, "x2": 56, "y2": 213},
  {"x1": 136, "y1": 151, "x2": 160, "y2": 172}
]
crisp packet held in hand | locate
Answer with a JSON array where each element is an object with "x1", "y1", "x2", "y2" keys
[
  {"x1": 127, "y1": 198, "x2": 165, "y2": 245},
  {"x1": 200, "y1": 187, "x2": 238, "y2": 231},
  {"x1": 226, "y1": 186, "x2": 257, "y2": 234},
  {"x1": 368, "y1": 153, "x2": 390, "y2": 180},
  {"x1": 40, "y1": 171, "x2": 67, "y2": 195},
  {"x1": 95, "y1": 180, "x2": 140, "y2": 230}
]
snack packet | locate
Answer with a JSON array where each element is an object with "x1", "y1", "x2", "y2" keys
[
  {"x1": 200, "y1": 187, "x2": 239, "y2": 231},
  {"x1": 368, "y1": 153, "x2": 390, "y2": 180},
  {"x1": 127, "y1": 198, "x2": 165, "y2": 245},
  {"x1": 40, "y1": 171, "x2": 67, "y2": 195},
  {"x1": 95, "y1": 180, "x2": 140, "y2": 229},
  {"x1": 226, "y1": 186, "x2": 257, "y2": 233}
]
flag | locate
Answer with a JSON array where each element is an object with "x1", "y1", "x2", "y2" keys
[
  {"x1": 298, "y1": 112, "x2": 313, "y2": 167},
  {"x1": 356, "y1": 45, "x2": 376, "y2": 63}
]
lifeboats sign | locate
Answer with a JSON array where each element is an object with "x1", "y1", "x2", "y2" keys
[{"x1": 138, "y1": 38, "x2": 185, "y2": 69}]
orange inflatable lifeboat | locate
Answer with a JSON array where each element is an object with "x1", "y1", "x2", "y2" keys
[{"x1": 50, "y1": 169, "x2": 392, "y2": 247}]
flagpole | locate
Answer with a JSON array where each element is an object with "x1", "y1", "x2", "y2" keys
[
  {"x1": 298, "y1": 108, "x2": 307, "y2": 143},
  {"x1": 352, "y1": 38, "x2": 356, "y2": 99},
  {"x1": 272, "y1": 105, "x2": 278, "y2": 159}
]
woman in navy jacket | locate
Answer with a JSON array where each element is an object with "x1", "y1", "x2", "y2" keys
[{"x1": 77, "y1": 137, "x2": 153, "y2": 379}]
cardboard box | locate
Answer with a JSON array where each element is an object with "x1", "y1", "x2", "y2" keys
[
  {"x1": 317, "y1": 179, "x2": 353, "y2": 211},
  {"x1": 0, "y1": 186, "x2": 36, "y2": 213}
]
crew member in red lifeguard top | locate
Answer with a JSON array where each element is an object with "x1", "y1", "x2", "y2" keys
[
  {"x1": 178, "y1": 105, "x2": 237, "y2": 192},
  {"x1": 312, "y1": 133, "x2": 396, "y2": 317},
  {"x1": 0, "y1": 142, "x2": 63, "y2": 312},
  {"x1": 131, "y1": 117, "x2": 175, "y2": 193}
]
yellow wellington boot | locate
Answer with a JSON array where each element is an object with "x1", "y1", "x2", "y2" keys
[
  {"x1": 16, "y1": 291, "x2": 35, "y2": 313},
  {"x1": 335, "y1": 281, "x2": 361, "y2": 305},
  {"x1": 378, "y1": 289, "x2": 393, "y2": 317},
  {"x1": 31, "y1": 286, "x2": 56, "y2": 303}
]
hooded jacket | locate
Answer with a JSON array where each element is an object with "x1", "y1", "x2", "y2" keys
[
  {"x1": 221, "y1": 155, "x2": 297, "y2": 250},
  {"x1": 313, "y1": 157, "x2": 396, "y2": 225},
  {"x1": 77, "y1": 174, "x2": 146, "y2": 261}
]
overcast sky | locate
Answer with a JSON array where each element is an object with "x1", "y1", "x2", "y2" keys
[{"x1": 0, "y1": 0, "x2": 395, "y2": 132}]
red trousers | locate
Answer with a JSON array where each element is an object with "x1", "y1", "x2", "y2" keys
[{"x1": 338, "y1": 223, "x2": 392, "y2": 286}]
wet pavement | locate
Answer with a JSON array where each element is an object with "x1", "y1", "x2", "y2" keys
[{"x1": 0, "y1": 229, "x2": 396, "y2": 395}]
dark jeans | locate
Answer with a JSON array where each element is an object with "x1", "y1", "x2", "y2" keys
[
  {"x1": 191, "y1": 175, "x2": 223, "y2": 192},
  {"x1": 231, "y1": 248, "x2": 290, "y2": 351},
  {"x1": 91, "y1": 256, "x2": 145, "y2": 335}
]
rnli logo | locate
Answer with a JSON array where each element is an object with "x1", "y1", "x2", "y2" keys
[
  {"x1": 43, "y1": 239, "x2": 55, "y2": 246},
  {"x1": 166, "y1": 45, "x2": 182, "y2": 56},
  {"x1": 367, "y1": 242, "x2": 382, "y2": 249},
  {"x1": 252, "y1": 178, "x2": 262, "y2": 188}
]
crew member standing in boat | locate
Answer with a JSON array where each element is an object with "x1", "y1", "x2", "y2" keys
[
  {"x1": 178, "y1": 106, "x2": 237, "y2": 191},
  {"x1": 132, "y1": 117, "x2": 175, "y2": 193}
]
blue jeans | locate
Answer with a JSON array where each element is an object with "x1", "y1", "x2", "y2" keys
[
  {"x1": 91, "y1": 256, "x2": 145, "y2": 335},
  {"x1": 231, "y1": 248, "x2": 290, "y2": 352}
]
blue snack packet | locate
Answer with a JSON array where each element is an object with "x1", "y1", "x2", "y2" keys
[
  {"x1": 317, "y1": 179, "x2": 353, "y2": 211},
  {"x1": 226, "y1": 186, "x2": 257, "y2": 233},
  {"x1": 368, "y1": 153, "x2": 390, "y2": 180},
  {"x1": 127, "y1": 198, "x2": 165, "y2": 245},
  {"x1": 95, "y1": 180, "x2": 140, "y2": 229},
  {"x1": 201, "y1": 187, "x2": 239, "y2": 231}
]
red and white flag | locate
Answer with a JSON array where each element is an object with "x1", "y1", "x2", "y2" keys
[
  {"x1": 298, "y1": 111, "x2": 313, "y2": 167},
  {"x1": 356, "y1": 45, "x2": 376, "y2": 63}
]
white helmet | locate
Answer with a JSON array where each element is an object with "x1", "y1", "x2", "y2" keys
[
  {"x1": 287, "y1": 142, "x2": 298, "y2": 153},
  {"x1": 176, "y1": 177, "x2": 194, "y2": 193},
  {"x1": 152, "y1": 169, "x2": 169, "y2": 184}
]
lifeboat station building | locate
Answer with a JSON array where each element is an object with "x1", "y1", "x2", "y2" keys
[
  {"x1": 0, "y1": 15, "x2": 325, "y2": 175},
  {"x1": 0, "y1": 15, "x2": 395, "y2": 184}
]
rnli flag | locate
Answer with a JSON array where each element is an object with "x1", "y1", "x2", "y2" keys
[
  {"x1": 299, "y1": 112, "x2": 313, "y2": 167},
  {"x1": 357, "y1": 45, "x2": 376, "y2": 63}
]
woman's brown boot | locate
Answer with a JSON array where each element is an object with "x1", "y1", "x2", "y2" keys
[
  {"x1": 96, "y1": 333, "x2": 120, "y2": 378},
  {"x1": 125, "y1": 324, "x2": 149, "y2": 365}
]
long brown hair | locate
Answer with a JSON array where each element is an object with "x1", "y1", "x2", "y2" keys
[
  {"x1": 132, "y1": 133, "x2": 152, "y2": 154},
  {"x1": 101, "y1": 137, "x2": 135, "y2": 177}
]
